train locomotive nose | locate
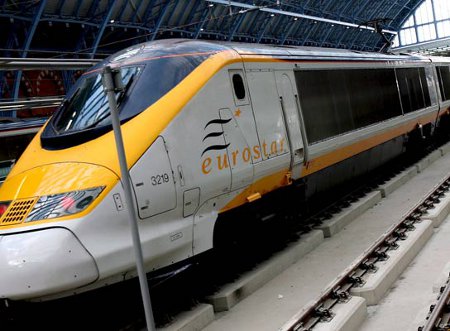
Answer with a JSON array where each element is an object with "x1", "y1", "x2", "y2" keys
[
  {"x1": 0, "y1": 227, "x2": 99, "y2": 300},
  {"x1": 0, "y1": 162, "x2": 119, "y2": 300}
]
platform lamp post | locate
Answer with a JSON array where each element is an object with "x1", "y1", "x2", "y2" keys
[{"x1": 102, "y1": 65, "x2": 156, "y2": 331}]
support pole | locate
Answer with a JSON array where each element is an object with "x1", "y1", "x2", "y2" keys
[{"x1": 102, "y1": 65, "x2": 155, "y2": 331}]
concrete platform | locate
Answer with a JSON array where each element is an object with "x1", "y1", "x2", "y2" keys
[
  {"x1": 440, "y1": 141, "x2": 450, "y2": 156},
  {"x1": 428, "y1": 149, "x2": 444, "y2": 164},
  {"x1": 377, "y1": 166, "x2": 417, "y2": 198},
  {"x1": 206, "y1": 230, "x2": 324, "y2": 312},
  {"x1": 351, "y1": 219, "x2": 434, "y2": 305},
  {"x1": 312, "y1": 297, "x2": 367, "y2": 331},
  {"x1": 158, "y1": 304, "x2": 215, "y2": 331},
  {"x1": 432, "y1": 261, "x2": 450, "y2": 293},
  {"x1": 416, "y1": 149, "x2": 443, "y2": 173},
  {"x1": 422, "y1": 192, "x2": 450, "y2": 227},
  {"x1": 317, "y1": 191, "x2": 382, "y2": 238}
]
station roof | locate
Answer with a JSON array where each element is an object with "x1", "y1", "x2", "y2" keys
[{"x1": 0, "y1": 0, "x2": 427, "y2": 58}]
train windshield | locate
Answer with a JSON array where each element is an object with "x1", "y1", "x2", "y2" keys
[
  {"x1": 53, "y1": 66, "x2": 139, "y2": 133},
  {"x1": 41, "y1": 44, "x2": 225, "y2": 149}
]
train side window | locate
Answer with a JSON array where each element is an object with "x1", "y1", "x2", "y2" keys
[
  {"x1": 233, "y1": 74, "x2": 246, "y2": 99},
  {"x1": 347, "y1": 68, "x2": 402, "y2": 127},
  {"x1": 396, "y1": 67, "x2": 431, "y2": 113},
  {"x1": 229, "y1": 70, "x2": 249, "y2": 106},
  {"x1": 295, "y1": 68, "x2": 402, "y2": 144},
  {"x1": 437, "y1": 66, "x2": 450, "y2": 101}
]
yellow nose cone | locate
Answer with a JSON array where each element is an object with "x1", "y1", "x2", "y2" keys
[{"x1": 0, "y1": 162, "x2": 118, "y2": 201}]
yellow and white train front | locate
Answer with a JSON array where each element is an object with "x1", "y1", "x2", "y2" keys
[
  {"x1": 0, "y1": 40, "x2": 236, "y2": 301},
  {"x1": 0, "y1": 162, "x2": 115, "y2": 300}
]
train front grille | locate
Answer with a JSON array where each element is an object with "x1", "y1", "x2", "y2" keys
[{"x1": 0, "y1": 198, "x2": 37, "y2": 226}]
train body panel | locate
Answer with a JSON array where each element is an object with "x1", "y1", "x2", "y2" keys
[
  {"x1": 0, "y1": 39, "x2": 450, "y2": 300},
  {"x1": 0, "y1": 227, "x2": 98, "y2": 300}
]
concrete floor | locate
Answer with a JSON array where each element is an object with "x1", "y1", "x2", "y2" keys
[{"x1": 203, "y1": 152, "x2": 450, "y2": 331}]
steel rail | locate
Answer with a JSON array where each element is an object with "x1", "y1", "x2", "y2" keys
[
  {"x1": 281, "y1": 173, "x2": 450, "y2": 331},
  {"x1": 419, "y1": 275, "x2": 450, "y2": 331}
]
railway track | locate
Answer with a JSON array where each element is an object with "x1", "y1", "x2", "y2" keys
[
  {"x1": 419, "y1": 274, "x2": 450, "y2": 331},
  {"x1": 280, "y1": 175, "x2": 450, "y2": 331}
]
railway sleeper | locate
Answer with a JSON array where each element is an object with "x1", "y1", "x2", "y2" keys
[
  {"x1": 314, "y1": 304, "x2": 335, "y2": 322},
  {"x1": 393, "y1": 228, "x2": 408, "y2": 240},
  {"x1": 401, "y1": 220, "x2": 416, "y2": 231},
  {"x1": 384, "y1": 236, "x2": 400, "y2": 250},
  {"x1": 373, "y1": 247, "x2": 390, "y2": 261},
  {"x1": 360, "y1": 258, "x2": 378, "y2": 273},
  {"x1": 331, "y1": 285, "x2": 352, "y2": 303},
  {"x1": 348, "y1": 272, "x2": 365, "y2": 287}
]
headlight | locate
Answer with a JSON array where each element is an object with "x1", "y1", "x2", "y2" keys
[
  {"x1": 26, "y1": 186, "x2": 104, "y2": 222},
  {"x1": 0, "y1": 201, "x2": 10, "y2": 219}
]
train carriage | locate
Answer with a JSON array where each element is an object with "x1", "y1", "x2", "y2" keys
[{"x1": 0, "y1": 39, "x2": 449, "y2": 301}]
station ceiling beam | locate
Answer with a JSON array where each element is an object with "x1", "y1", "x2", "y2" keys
[
  {"x1": 206, "y1": 0, "x2": 398, "y2": 35},
  {"x1": 0, "y1": 58, "x2": 100, "y2": 70}
]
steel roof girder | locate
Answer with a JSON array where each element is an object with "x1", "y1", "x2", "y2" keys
[
  {"x1": 55, "y1": 0, "x2": 65, "y2": 17},
  {"x1": 280, "y1": 18, "x2": 298, "y2": 45},
  {"x1": 39, "y1": 17, "x2": 97, "y2": 27},
  {"x1": 354, "y1": 0, "x2": 376, "y2": 19},
  {"x1": 172, "y1": 0, "x2": 191, "y2": 27},
  {"x1": 22, "y1": 0, "x2": 47, "y2": 53},
  {"x1": 131, "y1": 0, "x2": 145, "y2": 23},
  {"x1": 228, "y1": 12, "x2": 247, "y2": 41},
  {"x1": 116, "y1": 0, "x2": 130, "y2": 22},
  {"x1": 142, "y1": 0, "x2": 159, "y2": 26},
  {"x1": 241, "y1": 10, "x2": 260, "y2": 35},
  {"x1": 0, "y1": 58, "x2": 100, "y2": 70},
  {"x1": 194, "y1": 5, "x2": 213, "y2": 39},
  {"x1": 257, "y1": 14, "x2": 272, "y2": 43},
  {"x1": 289, "y1": 19, "x2": 308, "y2": 45},
  {"x1": 184, "y1": 0, "x2": 203, "y2": 28},
  {"x1": 90, "y1": 0, "x2": 116, "y2": 58},
  {"x1": 206, "y1": 0, "x2": 397, "y2": 35},
  {"x1": 87, "y1": 0, "x2": 101, "y2": 19},
  {"x1": 0, "y1": 13, "x2": 32, "y2": 22},
  {"x1": 301, "y1": 21, "x2": 322, "y2": 46},
  {"x1": 74, "y1": 0, "x2": 84, "y2": 18},
  {"x1": 12, "y1": 0, "x2": 47, "y2": 102},
  {"x1": 150, "y1": 1, "x2": 171, "y2": 41},
  {"x1": 211, "y1": 5, "x2": 229, "y2": 33},
  {"x1": 319, "y1": 23, "x2": 341, "y2": 47},
  {"x1": 163, "y1": 0, "x2": 180, "y2": 28},
  {"x1": 272, "y1": 13, "x2": 292, "y2": 41}
]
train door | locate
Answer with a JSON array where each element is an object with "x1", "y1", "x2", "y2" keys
[
  {"x1": 245, "y1": 69, "x2": 290, "y2": 175},
  {"x1": 275, "y1": 71, "x2": 305, "y2": 179},
  {"x1": 219, "y1": 108, "x2": 254, "y2": 190},
  {"x1": 130, "y1": 136, "x2": 177, "y2": 219}
]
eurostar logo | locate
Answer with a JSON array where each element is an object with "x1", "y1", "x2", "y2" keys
[
  {"x1": 201, "y1": 118, "x2": 232, "y2": 157},
  {"x1": 200, "y1": 116, "x2": 286, "y2": 175}
]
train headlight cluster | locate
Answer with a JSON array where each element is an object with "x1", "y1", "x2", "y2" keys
[
  {"x1": 25, "y1": 186, "x2": 105, "y2": 222},
  {"x1": 0, "y1": 201, "x2": 10, "y2": 219}
]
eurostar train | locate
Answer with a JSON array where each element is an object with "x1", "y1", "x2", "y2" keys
[{"x1": 0, "y1": 39, "x2": 450, "y2": 301}]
